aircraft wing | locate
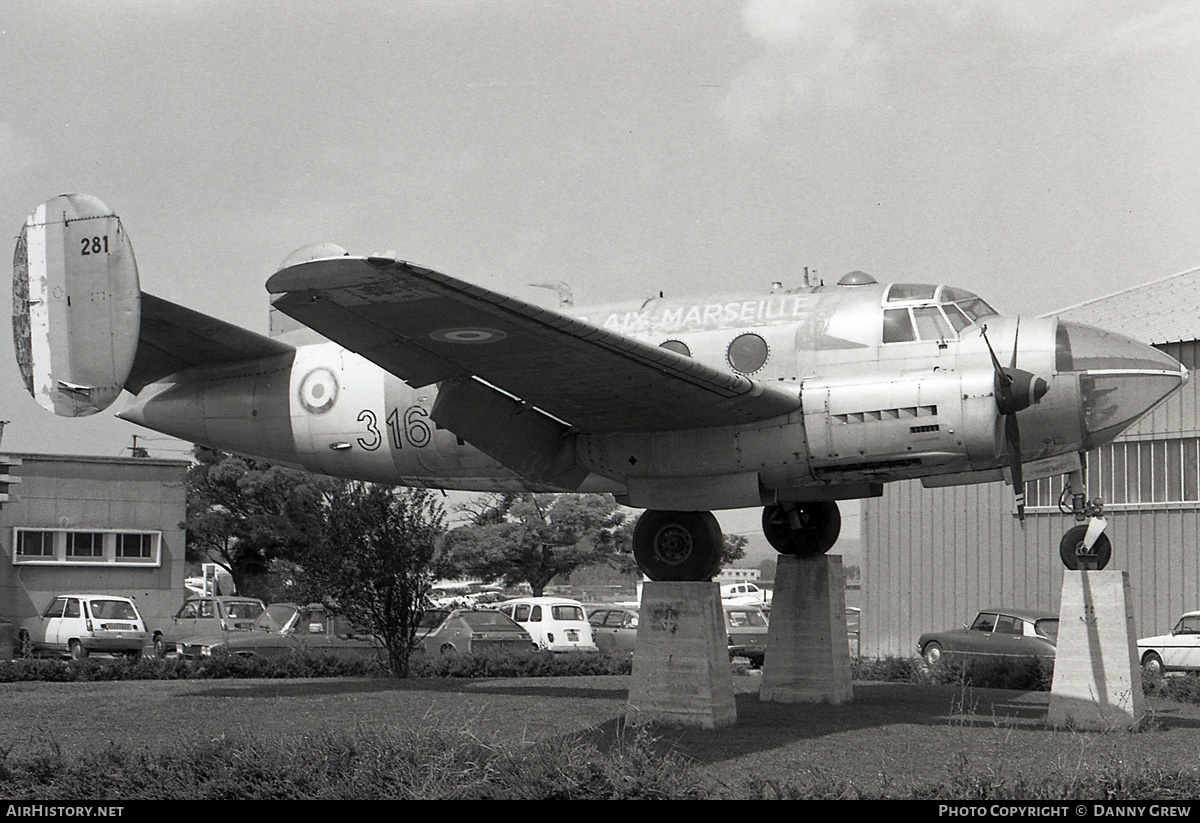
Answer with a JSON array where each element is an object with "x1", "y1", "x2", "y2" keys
[
  {"x1": 266, "y1": 255, "x2": 800, "y2": 432},
  {"x1": 127, "y1": 293, "x2": 294, "y2": 394}
]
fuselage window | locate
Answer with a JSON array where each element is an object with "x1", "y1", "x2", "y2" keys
[
  {"x1": 955, "y1": 297, "x2": 998, "y2": 323},
  {"x1": 660, "y1": 339, "x2": 691, "y2": 357},
  {"x1": 726, "y1": 333, "x2": 769, "y2": 374},
  {"x1": 882, "y1": 309, "x2": 917, "y2": 343}
]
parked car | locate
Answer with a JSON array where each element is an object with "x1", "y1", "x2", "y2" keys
[
  {"x1": 17, "y1": 594, "x2": 147, "y2": 660},
  {"x1": 918, "y1": 608, "x2": 1058, "y2": 666},
  {"x1": 1137, "y1": 611, "x2": 1200, "y2": 676},
  {"x1": 153, "y1": 595, "x2": 267, "y2": 657},
  {"x1": 588, "y1": 605, "x2": 639, "y2": 656},
  {"x1": 177, "y1": 603, "x2": 381, "y2": 661},
  {"x1": 415, "y1": 608, "x2": 534, "y2": 655},
  {"x1": 724, "y1": 604, "x2": 770, "y2": 666},
  {"x1": 720, "y1": 582, "x2": 772, "y2": 608},
  {"x1": 586, "y1": 603, "x2": 770, "y2": 666},
  {"x1": 493, "y1": 597, "x2": 598, "y2": 652}
]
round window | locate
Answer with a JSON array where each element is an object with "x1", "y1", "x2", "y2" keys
[
  {"x1": 659, "y1": 340, "x2": 691, "y2": 357},
  {"x1": 726, "y1": 333, "x2": 768, "y2": 374}
]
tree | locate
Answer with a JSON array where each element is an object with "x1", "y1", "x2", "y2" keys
[
  {"x1": 441, "y1": 493, "x2": 627, "y2": 596},
  {"x1": 183, "y1": 446, "x2": 329, "y2": 597},
  {"x1": 296, "y1": 482, "x2": 447, "y2": 677}
]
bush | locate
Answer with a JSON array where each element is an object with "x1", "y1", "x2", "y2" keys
[
  {"x1": 851, "y1": 656, "x2": 926, "y2": 683},
  {"x1": 0, "y1": 722, "x2": 709, "y2": 799},
  {"x1": 0, "y1": 648, "x2": 631, "y2": 682}
]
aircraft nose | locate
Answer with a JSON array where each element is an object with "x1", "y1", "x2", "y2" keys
[{"x1": 1056, "y1": 321, "x2": 1189, "y2": 449}]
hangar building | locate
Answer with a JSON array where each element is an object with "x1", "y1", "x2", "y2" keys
[
  {"x1": 0, "y1": 453, "x2": 188, "y2": 631},
  {"x1": 861, "y1": 266, "x2": 1200, "y2": 658}
]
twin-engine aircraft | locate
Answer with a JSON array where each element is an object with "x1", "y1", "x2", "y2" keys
[{"x1": 13, "y1": 195, "x2": 1188, "y2": 578}]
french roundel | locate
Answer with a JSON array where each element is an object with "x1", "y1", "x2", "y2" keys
[{"x1": 298, "y1": 367, "x2": 339, "y2": 414}]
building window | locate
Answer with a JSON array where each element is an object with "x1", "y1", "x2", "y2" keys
[
  {"x1": 66, "y1": 532, "x2": 104, "y2": 558},
  {"x1": 1026, "y1": 437, "x2": 1200, "y2": 510},
  {"x1": 16, "y1": 530, "x2": 54, "y2": 558},
  {"x1": 116, "y1": 533, "x2": 155, "y2": 560},
  {"x1": 12, "y1": 528, "x2": 162, "y2": 566}
]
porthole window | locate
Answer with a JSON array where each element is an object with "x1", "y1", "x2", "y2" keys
[
  {"x1": 726, "y1": 333, "x2": 769, "y2": 374},
  {"x1": 659, "y1": 340, "x2": 691, "y2": 357}
]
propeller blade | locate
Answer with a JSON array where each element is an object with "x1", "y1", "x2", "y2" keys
[{"x1": 1005, "y1": 413, "x2": 1026, "y2": 521}]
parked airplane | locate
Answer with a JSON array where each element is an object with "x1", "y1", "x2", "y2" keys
[{"x1": 13, "y1": 195, "x2": 1188, "y2": 579}]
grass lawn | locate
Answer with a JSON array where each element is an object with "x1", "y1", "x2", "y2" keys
[{"x1": 2, "y1": 674, "x2": 1199, "y2": 797}]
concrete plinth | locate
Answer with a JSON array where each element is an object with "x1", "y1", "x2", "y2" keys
[
  {"x1": 1047, "y1": 570, "x2": 1145, "y2": 730},
  {"x1": 625, "y1": 581, "x2": 737, "y2": 728},
  {"x1": 760, "y1": 555, "x2": 853, "y2": 704}
]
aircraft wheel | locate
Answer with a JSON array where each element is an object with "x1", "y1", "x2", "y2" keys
[
  {"x1": 632, "y1": 510, "x2": 723, "y2": 581},
  {"x1": 762, "y1": 501, "x2": 841, "y2": 557},
  {"x1": 1059, "y1": 525, "x2": 1112, "y2": 570}
]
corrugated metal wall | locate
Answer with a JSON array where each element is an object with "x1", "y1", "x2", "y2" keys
[{"x1": 861, "y1": 340, "x2": 1200, "y2": 658}]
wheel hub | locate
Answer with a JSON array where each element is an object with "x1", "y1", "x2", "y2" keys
[{"x1": 653, "y1": 525, "x2": 693, "y2": 565}]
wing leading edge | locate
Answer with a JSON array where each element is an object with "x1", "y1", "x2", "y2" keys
[{"x1": 266, "y1": 255, "x2": 800, "y2": 433}]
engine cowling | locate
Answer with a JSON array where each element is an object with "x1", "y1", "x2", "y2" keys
[{"x1": 12, "y1": 194, "x2": 140, "y2": 416}]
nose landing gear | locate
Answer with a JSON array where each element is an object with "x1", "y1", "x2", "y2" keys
[{"x1": 1059, "y1": 466, "x2": 1111, "y2": 570}]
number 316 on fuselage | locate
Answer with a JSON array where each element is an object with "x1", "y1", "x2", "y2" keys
[{"x1": 14, "y1": 195, "x2": 1187, "y2": 580}]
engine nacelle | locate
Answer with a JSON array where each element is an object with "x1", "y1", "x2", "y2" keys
[{"x1": 12, "y1": 194, "x2": 140, "y2": 416}]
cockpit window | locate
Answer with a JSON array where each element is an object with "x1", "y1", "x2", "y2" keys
[
  {"x1": 886, "y1": 284, "x2": 938, "y2": 302},
  {"x1": 913, "y1": 306, "x2": 953, "y2": 340},
  {"x1": 882, "y1": 283, "x2": 1000, "y2": 344},
  {"x1": 955, "y1": 297, "x2": 999, "y2": 323},
  {"x1": 883, "y1": 309, "x2": 917, "y2": 343}
]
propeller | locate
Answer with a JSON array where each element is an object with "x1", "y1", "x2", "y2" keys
[{"x1": 981, "y1": 320, "x2": 1048, "y2": 520}]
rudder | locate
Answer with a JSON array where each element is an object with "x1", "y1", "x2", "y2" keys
[{"x1": 13, "y1": 194, "x2": 141, "y2": 416}]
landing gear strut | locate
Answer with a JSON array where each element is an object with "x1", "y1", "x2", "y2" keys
[
  {"x1": 1059, "y1": 466, "x2": 1111, "y2": 570},
  {"x1": 762, "y1": 501, "x2": 841, "y2": 557},
  {"x1": 632, "y1": 510, "x2": 724, "y2": 581}
]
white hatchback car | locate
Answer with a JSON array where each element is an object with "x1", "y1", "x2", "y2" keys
[
  {"x1": 494, "y1": 597, "x2": 598, "y2": 652},
  {"x1": 18, "y1": 594, "x2": 148, "y2": 660},
  {"x1": 1138, "y1": 611, "x2": 1200, "y2": 676}
]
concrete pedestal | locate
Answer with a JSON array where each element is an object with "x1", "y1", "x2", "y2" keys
[
  {"x1": 760, "y1": 555, "x2": 853, "y2": 704},
  {"x1": 1047, "y1": 570, "x2": 1145, "y2": 730},
  {"x1": 625, "y1": 581, "x2": 737, "y2": 728}
]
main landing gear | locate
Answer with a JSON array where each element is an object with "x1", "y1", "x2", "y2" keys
[
  {"x1": 1058, "y1": 466, "x2": 1111, "y2": 570},
  {"x1": 631, "y1": 501, "x2": 843, "y2": 581}
]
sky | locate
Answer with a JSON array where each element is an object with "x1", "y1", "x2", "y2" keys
[{"x1": 2, "y1": 0, "x2": 1198, "y2": 479}]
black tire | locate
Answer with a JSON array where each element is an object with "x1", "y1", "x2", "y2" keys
[
  {"x1": 153, "y1": 635, "x2": 167, "y2": 659},
  {"x1": 632, "y1": 510, "x2": 723, "y2": 581},
  {"x1": 69, "y1": 640, "x2": 88, "y2": 661},
  {"x1": 922, "y1": 642, "x2": 944, "y2": 667},
  {"x1": 1059, "y1": 525, "x2": 1112, "y2": 570},
  {"x1": 762, "y1": 501, "x2": 841, "y2": 557},
  {"x1": 125, "y1": 649, "x2": 143, "y2": 662},
  {"x1": 1142, "y1": 651, "x2": 1165, "y2": 678}
]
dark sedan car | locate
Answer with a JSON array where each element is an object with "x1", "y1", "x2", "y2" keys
[
  {"x1": 177, "y1": 603, "x2": 381, "y2": 661},
  {"x1": 414, "y1": 608, "x2": 534, "y2": 655},
  {"x1": 587, "y1": 604, "x2": 770, "y2": 666},
  {"x1": 918, "y1": 608, "x2": 1059, "y2": 666}
]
